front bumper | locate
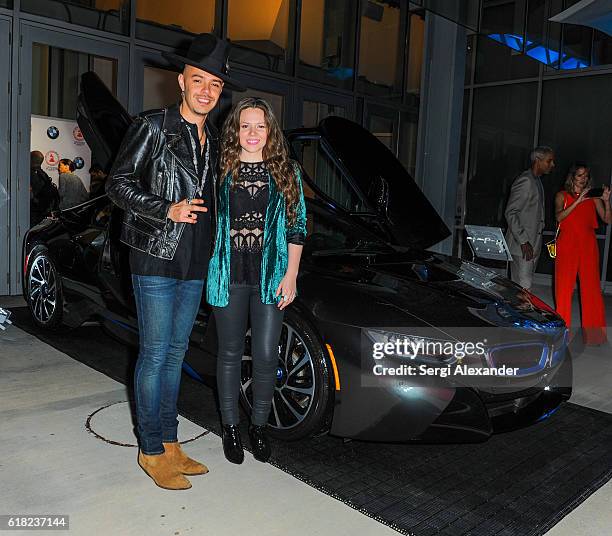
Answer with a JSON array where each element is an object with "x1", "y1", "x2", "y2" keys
[{"x1": 328, "y1": 343, "x2": 572, "y2": 443}]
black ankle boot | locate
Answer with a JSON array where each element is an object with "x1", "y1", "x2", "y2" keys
[
  {"x1": 222, "y1": 424, "x2": 244, "y2": 464},
  {"x1": 248, "y1": 424, "x2": 271, "y2": 463}
]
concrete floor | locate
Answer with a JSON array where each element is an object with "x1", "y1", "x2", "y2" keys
[{"x1": 0, "y1": 285, "x2": 611, "y2": 536}]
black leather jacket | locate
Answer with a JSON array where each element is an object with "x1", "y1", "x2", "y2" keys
[{"x1": 106, "y1": 104, "x2": 218, "y2": 261}]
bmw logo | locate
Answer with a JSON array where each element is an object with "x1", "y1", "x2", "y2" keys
[
  {"x1": 73, "y1": 157, "x2": 85, "y2": 169},
  {"x1": 47, "y1": 126, "x2": 59, "y2": 139},
  {"x1": 276, "y1": 367, "x2": 284, "y2": 380}
]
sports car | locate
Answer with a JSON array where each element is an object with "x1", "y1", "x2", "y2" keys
[{"x1": 22, "y1": 72, "x2": 572, "y2": 443}]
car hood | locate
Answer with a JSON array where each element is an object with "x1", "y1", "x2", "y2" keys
[
  {"x1": 319, "y1": 117, "x2": 451, "y2": 250},
  {"x1": 301, "y1": 250, "x2": 563, "y2": 333},
  {"x1": 77, "y1": 72, "x2": 133, "y2": 173}
]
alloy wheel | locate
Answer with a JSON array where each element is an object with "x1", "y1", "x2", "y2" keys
[
  {"x1": 240, "y1": 322, "x2": 316, "y2": 430},
  {"x1": 28, "y1": 255, "x2": 58, "y2": 324}
]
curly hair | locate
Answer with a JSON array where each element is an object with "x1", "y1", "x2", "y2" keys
[
  {"x1": 564, "y1": 162, "x2": 592, "y2": 194},
  {"x1": 220, "y1": 97, "x2": 299, "y2": 225}
]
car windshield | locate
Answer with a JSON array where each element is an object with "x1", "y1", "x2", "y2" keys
[{"x1": 304, "y1": 201, "x2": 395, "y2": 257}]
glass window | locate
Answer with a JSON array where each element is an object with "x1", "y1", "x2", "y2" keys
[
  {"x1": 143, "y1": 66, "x2": 179, "y2": 111},
  {"x1": 30, "y1": 44, "x2": 118, "y2": 219},
  {"x1": 0, "y1": 0, "x2": 12, "y2": 7},
  {"x1": 477, "y1": 0, "x2": 549, "y2": 81},
  {"x1": 464, "y1": 83, "x2": 538, "y2": 230},
  {"x1": 136, "y1": 0, "x2": 216, "y2": 48},
  {"x1": 227, "y1": 0, "x2": 291, "y2": 73},
  {"x1": 398, "y1": 109, "x2": 418, "y2": 178},
  {"x1": 357, "y1": 0, "x2": 404, "y2": 100},
  {"x1": 418, "y1": 0, "x2": 481, "y2": 32},
  {"x1": 231, "y1": 88, "x2": 284, "y2": 126},
  {"x1": 290, "y1": 137, "x2": 367, "y2": 212},
  {"x1": 480, "y1": 0, "x2": 527, "y2": 46},
  {"x1": 524, "y1": 0, "x2": 551, "y2": 66},
  {"x1": 406, "y1": 12, "x2": 425, "y2": 99},
  {"x1": 538, "y1": 74, "x2": 612, "y2": 238},
  {"x1": 593, "y1": 30, "x2": 612, "y2": 67},
  {"x1": 475, "y1": 35, "x2": 539, "y2": 84},
  {"x1": 368, "y1": 114, "x2": 396, "y2": 151},
  {"x1": 546, "y1": 0, "x2": 564, "y2": 69},
  {"x1": 22, "y1": 0, "x2": 129, "y2": 35},
  {"x1": 302, "y1": 100, "x2": 345, "y2": 128},
  {"x1": 458, "y1": 91, "x2": 470, "y2": 178},
  {"x1": 32, "y1": 44, "x2": 118, "y2": 119},
  {"x1": 465, "y1": 34, "x2": 475, "y2": 85},
  {"x1": 298, "y1": 0, "x2": 357, "y2": 90},
  {"x1": 561, "y1": 24, "x2": 592, "y2": 70}
]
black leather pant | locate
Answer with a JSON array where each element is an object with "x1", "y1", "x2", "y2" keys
[{"x1": 213, "y1": 284, "x2": 284, "y2": 426}]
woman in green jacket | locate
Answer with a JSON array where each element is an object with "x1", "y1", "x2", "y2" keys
[{"x1": 207, "y1": 97, "x2": 306, "y2": 464}]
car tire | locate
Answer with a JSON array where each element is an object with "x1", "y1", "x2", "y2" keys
[
  {"x1": 239, "y1": 307, "x2": 334, "y2": 441},
  {"x1": 26, "y1": 251, "x2": 64, "y2": 330}
]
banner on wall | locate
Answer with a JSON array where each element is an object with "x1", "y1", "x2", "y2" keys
[{"x1": 30, "y1": 115, "x2": 92, "y2": 191}]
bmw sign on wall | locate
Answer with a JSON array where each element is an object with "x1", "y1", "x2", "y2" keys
[
  {"x1": 31, "y1": 115, "x2": 92, "y2": 191},
  {"x1": 46, "y1": 126, "x2": 59, "y2": 139}
]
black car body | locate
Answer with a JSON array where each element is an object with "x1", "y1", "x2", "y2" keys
[{"x1": 22, "y1": 72, "x2": 572, "y2": 443}]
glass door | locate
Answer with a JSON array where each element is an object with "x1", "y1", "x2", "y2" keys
[
  {"x1": 0, "y1": 17, "x2": 10, "y2": 295},
  {"x1": 296, "y1": 87, "x2": 353, "y2": 128},
  {"x1": 129, "y1": 49, "x2": 282, "y2": 131},
  {"x1": 11, "y1": 24, "x2": 128, "y2": 294},
  {"x1": 363, "y1": 102, "x2": 399, "y2": 154}
]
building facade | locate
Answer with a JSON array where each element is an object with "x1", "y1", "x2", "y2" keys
[
  {"x1": 458, "y1": 0, "x2": 612, "y2": 293},
  {"x1": 2, "y1": 0, "x2": 610, "y2": 297},
  {"x1": 1, "y1": 0, "x2": 444, "y2": 296}
]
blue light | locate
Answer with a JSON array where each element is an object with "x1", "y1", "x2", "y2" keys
[
  {"x1": 325, "y1": 67, "x2": 354, "y2": 80},
  {"x1": 525, "y1": 45, "x2": 560, "y2": 65},
  {"x1": 107, "y1": 317, "x2": 138, "y2": 334},
  {"x1": 486, "y1": 33, "x2": 590, "y2": 70},
  {"x1": 537, "y1": 405, "x2": 560, "y2": 422},
  {"x1": 182, "y1": 361, "x2": 204, "y2": 382}
]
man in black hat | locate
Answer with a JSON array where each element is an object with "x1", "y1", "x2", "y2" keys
[{"x1": 106, "y1": 33, "x2": 245, "y2": 490}]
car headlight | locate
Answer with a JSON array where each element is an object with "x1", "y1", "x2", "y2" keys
[{"x1": 365, "y1": 328, "x2": 459, "y2": 365}]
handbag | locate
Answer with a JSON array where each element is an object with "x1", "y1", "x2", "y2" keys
[{"x1": 545, "y1": 197, "x2": 567, "y2": 259}]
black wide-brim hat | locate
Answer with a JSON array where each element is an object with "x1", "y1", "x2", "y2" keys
[{"x1": 162, "y1": 33, "x2": 246, "y2": 92}]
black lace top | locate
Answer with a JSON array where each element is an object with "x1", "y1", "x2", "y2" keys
[{"x1": 229, "y1": 161, "x2": 269, "y2": 285}]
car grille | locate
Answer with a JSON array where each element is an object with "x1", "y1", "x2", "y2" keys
[{"x1": 487, "y1": 342, "x2": 547, "y2": 373}]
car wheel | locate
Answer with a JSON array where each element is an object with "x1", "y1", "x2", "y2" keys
[
  {"x1": 239, "y1": 307, "x2": 334, "y2": 441},
  {"x1": 26, "y1": 251, "x2": 64, "y2": 329}
]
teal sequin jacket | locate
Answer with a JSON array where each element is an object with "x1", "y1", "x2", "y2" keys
[{"x1": 206, "y1": 163, "x2": 307, "y2": 306}]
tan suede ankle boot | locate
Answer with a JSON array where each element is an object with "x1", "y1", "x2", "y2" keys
[
  {"x1": 163, "y1": 441, "x2": 209, "y2": 476},
  {"x1": 138, "y1": 451, "x2": 192, "y2": 490}
]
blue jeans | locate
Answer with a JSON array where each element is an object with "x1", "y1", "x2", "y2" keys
[{"x1": 132, "y1": 275, "x2": 204, "y2": 455}]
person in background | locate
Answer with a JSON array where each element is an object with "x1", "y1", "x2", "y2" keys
[
  {"x1": 554, "y1": 162, "x2": 611, "y2": 345},
  {"x1": 89, "y1": 162, "x2": 108, "y2": 199},
  {"x1": 57, "y1": 158, "x2": 88, "y2": 209},
  {"x1": 207, "y1": 97, "x2": 307, "y2": 465},
  {"x1": 504, "y1": 146, "x2": 555, "y2": 290},
  {"x1": 30, "y1": 150, "x2": 59, "y2": 226}
]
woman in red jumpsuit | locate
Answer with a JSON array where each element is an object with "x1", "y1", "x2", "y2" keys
[{"x1": 555, "y1": 163, "x2": 611, "y2": 345}]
